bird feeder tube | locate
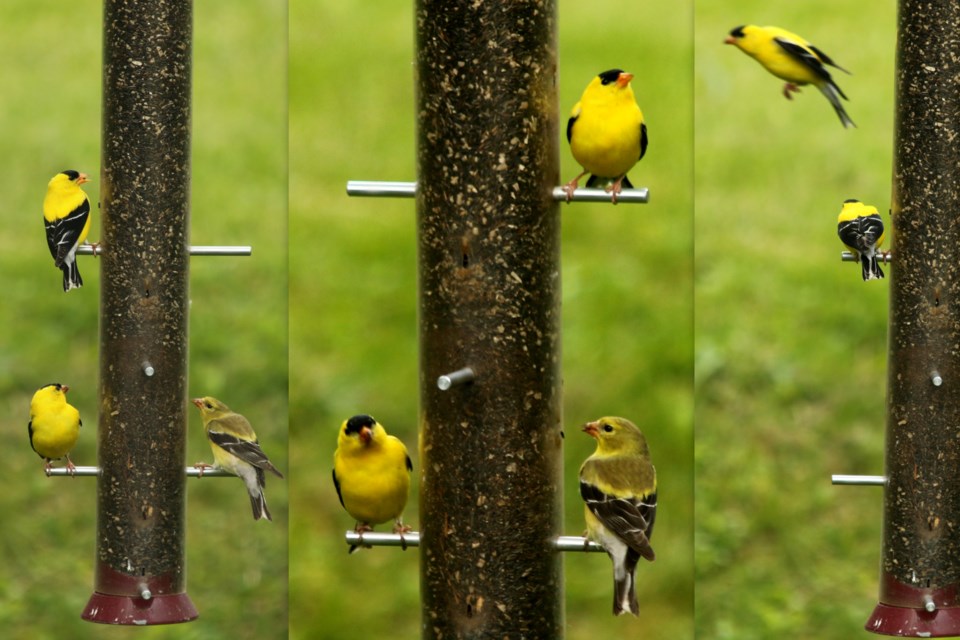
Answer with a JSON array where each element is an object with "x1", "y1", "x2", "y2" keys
[
  {"x1": 866, "y1": 0, "x2": 960, "y2": 635},
  {"x1": 415, "y1": 0, "x2": 565, "y2": 636},
  {"x1": 84, "y1": 0, "x2": 196, "y2": 626},
  {"x1": 346, "y1": 180, "x2": 649, "y2": 204}
]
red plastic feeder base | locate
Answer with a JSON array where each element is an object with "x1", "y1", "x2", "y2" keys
[
  {"x1": 867, "y1": 603, "x2": 960, "y2": 637},
  {"x1": 82, "y1": 591, "x2": 198, "y2": 626}
]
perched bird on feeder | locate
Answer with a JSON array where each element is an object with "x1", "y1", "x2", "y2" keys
[
  {"x1": 563, "y1": 68, "x2": 647, "y2": 204},
  {"x1": 579, "y1": 416, "x2": 657, "y2": 616},
  {"x1": 724, "y1": 25, "x2": 855, "y2": 128},
  {"x1": 837, "y1": 199, "x2": 886, "y2": 281},
  {"x1": 29, "y1": 383, "x2": 82, "y2": 476},
  {"x1": 192, "y1": 396, "x2": 284, "y2": 521},
  {"x1": 43, "y1": 170, "x2": 92, "y2": 291},
  {"x1": 333, "y1": 414, "x2": 412, "y2": 553}
]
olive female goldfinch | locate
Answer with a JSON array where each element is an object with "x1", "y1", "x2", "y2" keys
[
  {"x1": 43, "y1": 170, "x2": 92, "y2": 291},
  {"x1": 193, "y1": 396, "x2": 284, "y2": 521},
  {"x1": 838, "y1": 199, "x2": 885, "y2": 281},
  {"x1": 579, "y1": 416, "x2": 657, "y2": 616},
  {"x1": 563, "y1": 69, "x2": 647, "y2": 204},
  {"x1": 29, "y1": 383, "x2": 82, "y2": 476},
  {"x1": 725, "y1": 25, "x2": 855, "y2": 128},
  {"x1": 333, "y1": 414, "x2": 412, "y2": 553}
]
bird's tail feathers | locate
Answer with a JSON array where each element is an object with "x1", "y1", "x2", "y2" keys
[
  {"x1": 820, "y1": 83, "x2": 856, "y2": 128},
  {"x1": 613, "y1": 553, "x2": 641, "y2": 616},
  {"x1": 862, "y1": 253, "x2": 885, "y2": 281},
  {"x1": 62, "y1": 260, "x2": 82, "y2": 291},
  {"x1": 250, "y1": 488, "x2": 272, "y2": 521}
]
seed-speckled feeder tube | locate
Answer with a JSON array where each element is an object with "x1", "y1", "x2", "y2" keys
[
  {"x1": 866, "y1": 0, "x2": 960, "y2": 636},
  {"x1": 415, "y1": 0, "x2": 564, "y2": 637},
  {"x1": 82, "y1": 0, "x2": 196, "y2": 625}
]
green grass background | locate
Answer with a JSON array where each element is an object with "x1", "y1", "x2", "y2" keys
[
  {"x1": 0, "y1": 1, "x2": 288, "y2": 639},
  {"x1": 695, "y1": 1, "x2": 896, "y2": 638},
  {"x1": 289, "y1": 0, "x2": 692, "y2": 638}
]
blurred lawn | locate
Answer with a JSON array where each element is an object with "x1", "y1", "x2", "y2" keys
[
  {"x1": 290, "y1": 0, "x2": 692, "y2": 638},
  {"x1": 695, "y1": 1, "x2": 895, "y2": 638},
  {"x1": 0, "y1": 2, "x2": 287, "y2": 639}
]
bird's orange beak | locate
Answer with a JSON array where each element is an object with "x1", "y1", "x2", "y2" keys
[
  {"x1": 359, "y1": 425, "x2": 372, "y2": 445},
  {"x1": 77, "y1": 173, "x2": 90, "y2": 185},
  {"x1": 616, "y1": 72, "x2": 634, "y2": 89},
  {"x1": 61, "y1": 385, "x2": 70, "y2": 394},
  {"x1": 724, "y1": 36, "x2": 736, "y2": 45},
  {"x1": 582, "y1": 421, "x2": 600, "y2": 438},
  {"x1": 192, "y1": 398, "x2": 204, "y2": 409}
]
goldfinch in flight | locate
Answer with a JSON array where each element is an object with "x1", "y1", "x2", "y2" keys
[
  {"x1": 579, "y1": 416, "x2": 657, "y2": 616},
  {"x1": 29, "y1": 383, "x2": 82, "y2": 476},
  {"x1": 333, "y1": 414, "x2": 412, "y2": 553},
  {"x1": 725, "y1": 25, "x2": 855, "y2": 128},
  {"x1": 193, "y1": 396, "x2": 284, "y2": 521},
  {"x1": 563, "y1": 69, "x2": 647, "y2": 204},
  {"x1": 838, "y1": 199, "x2": 885, "y2": 281},
  {"x1": 43, "y1": 170, "x2": 92, "y2": 291}
]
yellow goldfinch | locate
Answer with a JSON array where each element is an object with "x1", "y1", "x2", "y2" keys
[
  {"x1": 192, "y1": 396, "x2": 284, "y2": 522},
  {"x1": 563, "y1": 69, "x2": 647, "y2": 204},
  {"x1": 29, "y1": 383, "x2": 82, "y2": 476},
  {"x1": 838, "y1": 199, "x2": 886, "y2": 281},
  {"x1": 579, "y1": 416, "x2": 657, "y2": 616},
  {"x1": 333, "y1": 414, "x2": 412, "y2": 553},
  {"x1": 43, "y1": 170, "x2": 92, "y2": 291},
  {"x1": 725, "y1": 25, "x2": 855, "y2": 128}
]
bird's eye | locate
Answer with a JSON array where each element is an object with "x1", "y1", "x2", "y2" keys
[
  {"x1": 205, "y1": 402, "x2": 213, "y2": 409},
  {"x1": 603, "y1": 424, "x2": 614, "y2": 433}
]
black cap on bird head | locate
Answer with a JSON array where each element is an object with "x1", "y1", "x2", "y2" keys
[
  {"x1": 59, "y1": 169, "x2": 89, "y2": 185},
  {"x1": 725, "y1": 26, "x2": 746, "y2": 45},
  {"x1": 345, "y1": 414, "x2": 377, "y2": 444},
  {"x1": 598, "y1": 69, "x2": 625, "y2": 85}
]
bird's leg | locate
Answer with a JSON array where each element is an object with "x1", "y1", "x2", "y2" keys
[
  {"x1": 393, "y1": 519, "x2": 413, "y2": 551},
  {"x1": 65, "y1": 455, "x2": 77, "y2": 477},
  {"x1": 562, "y1": 170, "x2": 589, "y2": 203},
  {"x1": 44, "y1": 459, "x2": 53, "y2": 477},
  {"x1": 354, "y1": 522, "x2": 374, "y2": 549},
  {"x1": 605, "y1": 176, "x2": 627, "y2": 204},
  {"x1": 85, "y1": 241, "x2": 101, "y2": 257},
  {"x1": 782, "y1": 83, "x2": 801, "y2": 100},
  {"x1": 194, "y1": 461, "x2": 213, "y2": 478}
]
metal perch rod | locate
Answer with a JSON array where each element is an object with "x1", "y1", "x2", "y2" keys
[
  {"x1": 78, "y1": 245, "x2": 252, "y2": 256},
  {"x1": 46, "y1": 466, "x2": 233, "y2": 478},
  {"x1": 831, "y1": 474, "x2": 887, "y2": 486},
  {"x1": 345, "y1": 531, "x2": 420, "y2": 548},
  {"x1": 343, "y1": 531, "x2": 605, "y2": 552},
  {"x1": 841, "y1": 251, "x2": 893, "y2": 263},
  {"x1": 437, "y1": 367, "x2": 475, "y2": 390},
  {"x1": 346, "y1": 180, "x2": 649, "y2": 204}
]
